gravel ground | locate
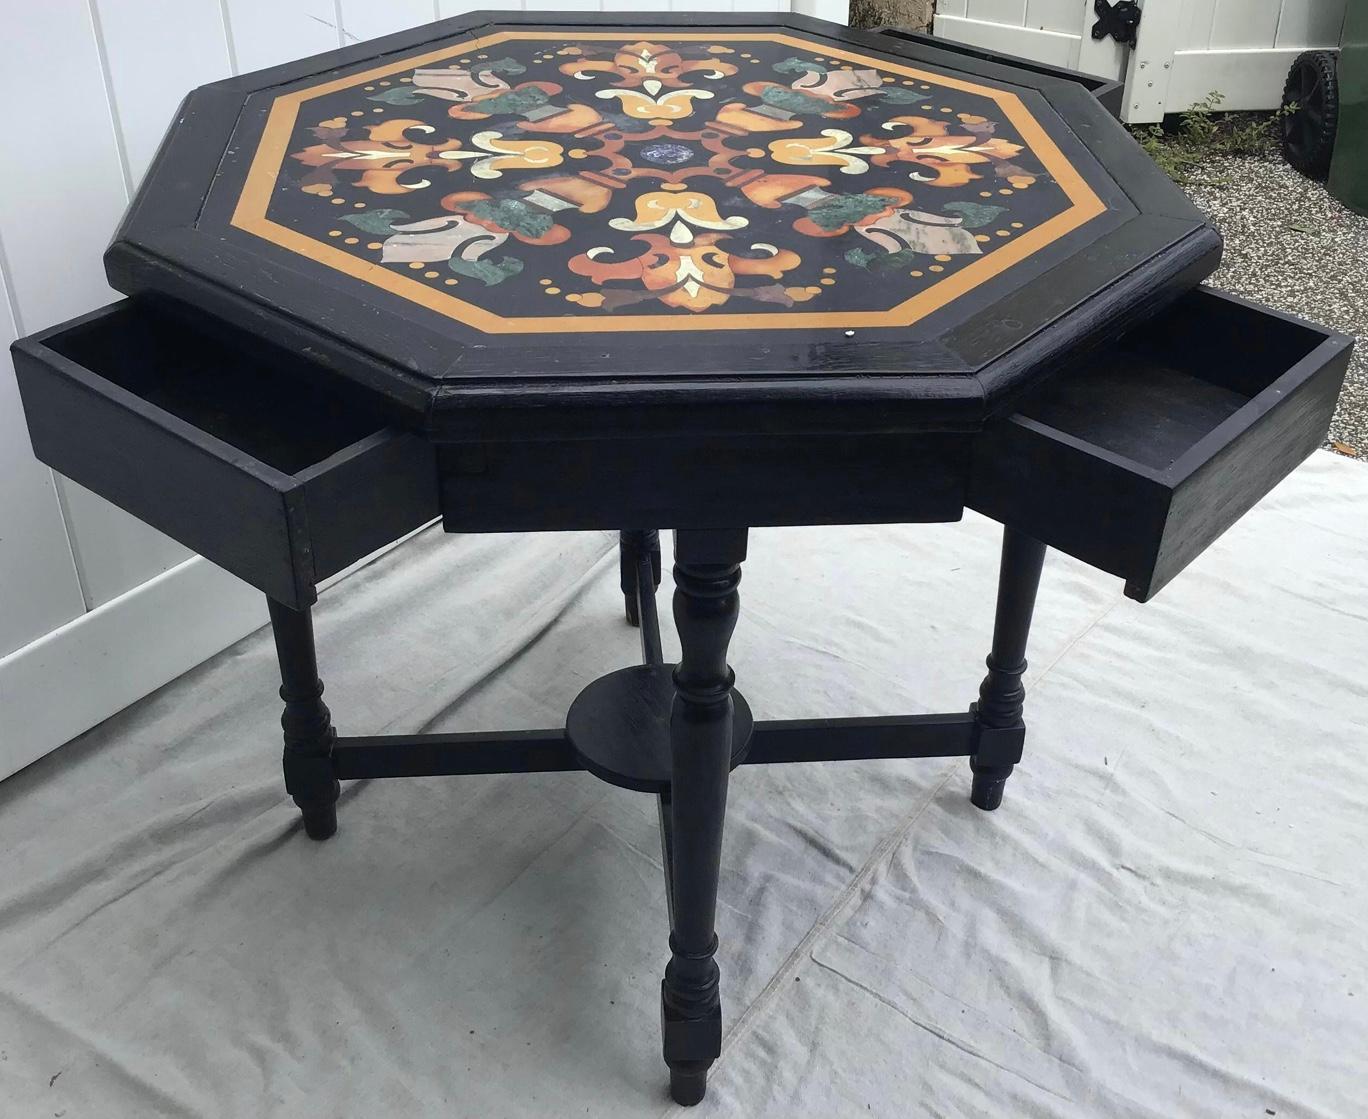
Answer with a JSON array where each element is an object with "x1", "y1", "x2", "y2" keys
[{"x1": 1181, "y1": 152, "x2": 1367, "y2": 458}]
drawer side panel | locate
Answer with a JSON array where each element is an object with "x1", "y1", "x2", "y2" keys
[
  {"x1": 13, "y1": 344, "x2": 308, "y2": 607},
  {"x1": 967, "y1": 419, "x2": 1173, "y2": 583},
  {"x1": 1143, "y1": 339, "x2": 1352, "y2": 599}
]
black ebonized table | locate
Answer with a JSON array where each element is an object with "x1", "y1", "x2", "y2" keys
[{"x1": 12, "y1": 14, "x2": 1353, "y2": 1107}]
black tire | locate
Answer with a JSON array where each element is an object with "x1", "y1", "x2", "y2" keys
[{"x1": 1282, "y1": 50, "x2": 1339, "y2": 180}]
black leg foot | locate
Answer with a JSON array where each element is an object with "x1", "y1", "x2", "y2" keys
[
  {"x1": 620, "y1": 529, "x2": 661, "y2": 626},
  {"x1": 268, "y1": 598, "x2": 340, "y2": 840},
  {"x1": 660, "y1": 528, "x2": 747, "y2": 1106},
  {"x1": 299, "y1": 801, "x2": 339, "y2": 840},
  {"x1": 970, "y1": 763, "x2": 1013, "y2": 811},
  {"x1": 669, "y1": 1064, "x2": 709, "y2": 1106},
  {"x1": 970, "y1": 528, "x2": 1046, "y2": 811}
]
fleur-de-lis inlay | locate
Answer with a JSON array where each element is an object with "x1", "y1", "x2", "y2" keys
[{"x1": 768, "y1": 129, "x2": 886, "y2": 175}]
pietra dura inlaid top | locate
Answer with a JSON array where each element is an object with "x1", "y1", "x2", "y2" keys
[
  {"x1": 106, "y1": 14, "x2": 1221, "y2": 434},
  {"x1": 236, "y1": 33, "x2": 1102, "y2": 331}
]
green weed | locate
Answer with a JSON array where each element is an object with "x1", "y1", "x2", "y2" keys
[{"x1": 1129, "y1": 91, "x2": 1293, "y2": 185}]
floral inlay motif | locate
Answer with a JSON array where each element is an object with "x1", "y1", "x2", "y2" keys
[{"x1": 235, "y1": 32, "x2": 1106, "y2": 332}]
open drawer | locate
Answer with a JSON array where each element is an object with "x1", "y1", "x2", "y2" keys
[
  {"x1": 13, "y1": 301, "x2": 438, "y2": 609},
  {"x1": 970, "y1": 288, "x2": 1353, "y2": 601}
]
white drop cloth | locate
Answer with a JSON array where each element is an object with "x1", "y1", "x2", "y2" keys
[{"x1": 0, "y1": 450, "x2": 1364, "y2": 1119}]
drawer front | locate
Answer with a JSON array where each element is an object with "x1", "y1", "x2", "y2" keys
[
  {"x1": 440, "y1": 433, "x2": 970, "y2": 532},
  {"x1": 969, "y1": 289, "x2": 1352, "y2": 601},
  {"x1": 13, "y1": 302, "x2": 438, "y2": 609}
]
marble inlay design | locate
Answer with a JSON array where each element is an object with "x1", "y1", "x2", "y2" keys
[{"x1": 232, "y1": 31, "x2": 1107, "y2": 334}]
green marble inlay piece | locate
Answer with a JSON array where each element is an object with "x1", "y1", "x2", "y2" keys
[
  {"x1": 449, "y1": 255, "x2": 525, "y2": 285},
  {"x1": 341, "y1": 209, "x2": 412, "y2": 234},
  {"x1": 463, "y1": 199, "x2": 554, "y2": 240},
  {"x1": 942, "y1": 202, "x2": 1008, "y2": 229},
  {"x1": 806, "y1": 193, "x2": 891, "y2": 231}
]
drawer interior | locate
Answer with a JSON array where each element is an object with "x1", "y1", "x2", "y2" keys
[
  {"x1": 19, "y1": 300, "x2": 438, "y2": 608},
  {"x1": 1016, "y1": 292, "x2": 1330, "y2": 471},
  {"x1": 45, "y1": 303, "x2": 385, "y2": 475},
  {"x1": 971, "y1": 288, "x2": 1349, "y2": 602}
]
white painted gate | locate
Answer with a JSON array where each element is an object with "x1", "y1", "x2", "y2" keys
[
  {"x1": 933, "y1": 0, "x2": 1348, "y2": 122},
  {"x1": 0, "y1": 0, "x2": 843, "y2": 781}
]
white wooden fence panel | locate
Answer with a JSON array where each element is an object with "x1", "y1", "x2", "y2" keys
[
  {"x1": 934, "y1": 0, "x2": 1347, "y2": 123},
  {"x1": 1025, "y1": 0, "x2": 1084, "y2": 35},
  {"x1": 935, "y1": 0, "x2": 1100, "y2": 74},
  {"x1": 1183, "y1": 0, "x2": 1219, "y2": 49},
  {"x1": 1275, "y1": 0, "x2": 1347, "y2": 47},
  {"x1": 0, "y1": 263, "x2": 86, "y2": 658},
  {"x1": 1210, "y1": 0, "x2": 1283, "y2": 50},
  {"x1": 439, "y1": 0, "x2": 516, "y2": 16},
  {"x1": 934, "y1": 15, "x2": 1081, "y2": 66},
  {"x1": 96, "y1": 0, "x2": 235, "y2": 181},
  {"x1": 0, "y1": 1, "x2": 191, "y2": 613},
  {"x1": 791, "y1": 0, "x2": 848, "y2": 20},
  {"x1": 967, "y1": 0, "x2": 1027, "y2": 24},
  {"x1": 225, "y1": 0, "x2": 344, "y2": 71},
  {"x1": 340, "y1": 0, "x2": 441, "y2": 43}
]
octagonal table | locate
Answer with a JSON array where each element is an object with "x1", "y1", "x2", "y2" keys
[{"x1": 12, "y1": 13, "x2": 1352, "y2": 1107}]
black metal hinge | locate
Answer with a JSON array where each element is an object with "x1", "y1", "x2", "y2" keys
[{"x1": 1092, "y1": 0, "x2": 1142, "y2": 48}]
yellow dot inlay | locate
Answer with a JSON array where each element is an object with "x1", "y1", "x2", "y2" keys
[{"x1": 424, "y1": 270, "x2": 439, "y2": 278}]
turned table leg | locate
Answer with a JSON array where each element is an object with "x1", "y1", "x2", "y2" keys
[
  {"x1": 661, "y1": 528, "x2": 746, "y2": 1106},
  {"x1": 620, "y1": 529, "x2": 661, "y2": 626},
  {"x1": 970, "y1": 528, "x2": 1046, "y2": 811},
  {"x1": 267, "y1": 598, "x2": 340, "y2": 840}
]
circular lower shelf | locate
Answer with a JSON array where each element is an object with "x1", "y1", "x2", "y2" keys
[{"x1": 566, "y1": 665, "x2": 753, "y2": 794}]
